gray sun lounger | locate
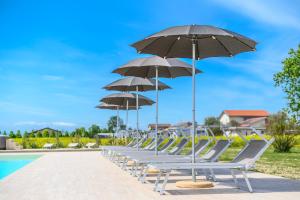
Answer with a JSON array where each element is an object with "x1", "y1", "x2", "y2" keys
[
  {"x1": 109, "y1": 137, "x2": 173, "y2": 162},
  {"x1": 134, "y1": 139, "x2": 231, "y2": 181},
  {"x1": 115, "y1": 138, "x2": 188, "y2": 167},
  {"x1": 148, "y1": 138, "x2": 274, "y2": 194}
]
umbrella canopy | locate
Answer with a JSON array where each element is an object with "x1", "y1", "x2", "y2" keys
[
  {"x1": 131, "y1": 24, "x2": 257, "y2": 181},
  {"x1": 95, "y1": 103, "x2": 137, "y2": 110},
  {"x1": 103, "y1": 76, "x2": 171, "y2": 91},
  {"x1": 131, "y1": 25, "x2": 257, "y2": 59},
  {"x1": 112, "y1": 56, "x2": 201, "y2": 155},
  {"x1": 112, "y1": 56, "x2": 202, "y2": 78},
  {"x1": 100, "y1": 93, "x2": 155, "y2": 107}
]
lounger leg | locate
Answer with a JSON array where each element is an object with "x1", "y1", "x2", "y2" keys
[
  {"x1": 121, "y1": 157, "x2": 128, "y2": 170},
  {"x1": 209, "y1": 168, "x2": 217, "y2": 181},
  {"x1": 159, "y1": 170, "x2": 170, "y2": 195},
  {"x1": 138, "y1": 164, "x2": 144, "y2": 180},
  {"x1": 231, "y1": 169, "x2": 239, "y2": 187},
  {"x1": 154, "y1": 171, "x2": 162, "y2": 191},
  {"x1": 242, "y1": 170, "x2": 253, "y2": 193},
  {"x1": 140, "y1": 165, "x2": 149, "y2": 183}
]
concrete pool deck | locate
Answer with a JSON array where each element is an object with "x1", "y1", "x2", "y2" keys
[{"x1": 0, "y1": 151, "x2": 299, "y2": 200}]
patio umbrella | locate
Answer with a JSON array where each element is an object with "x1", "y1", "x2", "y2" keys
[
  {"x1": 96, "y1": 103, "x2": 137, "y2": 133},
  {"x1": 100, "y1": 92, "x2": 155, "y2": 146},
  {"x1": 131, "y1": 24, "x2": 257, "y2": 181},
  {"x1": 113, "y1": 56, "x2": 202, "y2": 155},
  {"x1": 103, "y1": 77, "x2": 170, "y2": 140}
]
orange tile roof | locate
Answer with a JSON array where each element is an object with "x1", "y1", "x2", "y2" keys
[{"x1": 223, "y1": 110, "x2": 269, "y2": 117}]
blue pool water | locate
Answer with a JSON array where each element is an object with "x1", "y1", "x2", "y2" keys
[{"x1": 0, "y1": 155, "x2": 42, "y2": 180}]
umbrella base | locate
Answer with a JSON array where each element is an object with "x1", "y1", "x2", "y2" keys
[
  {"x1": 146, "y1": 168, "x2": 160, "y2": 174},
  {"x1": 176, "y1": 180, "x2": 214, "y2": 189}
]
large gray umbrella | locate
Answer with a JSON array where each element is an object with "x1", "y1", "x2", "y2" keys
[
  {"x1": 103, "y1": 77, "x2": 170, "y2": 141},
  {"x1": 113, "y1": 56, "x2": 201, "y2": 155},
  {"x1": 100, "y1": 92, "x2": 155, "y2": 144},
  {"x1": 96, "y1": 103, "x2": 137, "y2": 132},
  {"x1": 131, "y1": 24, "x2": 257, "y2": 181}
]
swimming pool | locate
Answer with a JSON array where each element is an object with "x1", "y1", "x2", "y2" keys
[{"x1": 0, "y1": 154, "x2": 42, "y2": 180}]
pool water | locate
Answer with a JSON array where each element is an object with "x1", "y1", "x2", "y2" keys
[{"x1": 0, "y1": 155, "x2": 42, "y2": 180}]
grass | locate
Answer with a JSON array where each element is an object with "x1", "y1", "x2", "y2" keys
[{"x1": 219, "y1": 146, "x2": 300, "y2": 179}]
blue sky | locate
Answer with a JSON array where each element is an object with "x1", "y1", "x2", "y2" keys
[{"x1": 0, "y1": 0, "x2": 299, "y2": 132}]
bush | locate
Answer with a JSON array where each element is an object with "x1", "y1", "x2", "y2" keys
[{"x1": 273, "y1": 134, "x2": 296, "y2": 153}]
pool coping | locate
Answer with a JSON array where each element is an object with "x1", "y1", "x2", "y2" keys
[{"x1": 0, "y1": 148, "x2": 100, "y2": 153}]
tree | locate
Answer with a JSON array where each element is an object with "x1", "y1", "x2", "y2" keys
[
  {"x1": 107, "y1": 116, "x2": 124, "y2": 132},
  {"x1": 204, "y1": 116, "x2": 223, "y2": 135},
  {"x1": 42, "y1": 130, "x2": 49, "y2": 137},
  {"x1": 15, "y1": 130, "x2": 22, "y2": 138},
  {"x1": 9, "y1": 131, "x2": 16, "y2": 138},
  {"x1": 88, "y1": 124, "x2": 101, "y2": 138},
  {"x1": 3, "y1": 131, "x2": 7, "y2": 136},
  {"x1": 274, "y1": 44, "x2": 300, "y2": 123}
]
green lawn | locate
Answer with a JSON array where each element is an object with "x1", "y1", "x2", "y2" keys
[{"x1": 219, "y1": 147, "x2": 300, "y2": 179}]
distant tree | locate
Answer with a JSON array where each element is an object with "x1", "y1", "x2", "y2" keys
[
  {"x1": 42, "y1": 130, "x2": 49, "y2": 137},
  {"x1": 15, "y1": 130, "x2": 22, "y2": 138},
  {"x1": 88, "y1": 124, "x2": 101, "y2": 138},
  {"x1": 204, "y1": 116, "x2": 222, "y2": 135},
  {"x1": 64, "y1": 131, "x2": 70, "y2": 137},
  {"x1": 274, "y1": 44, "x2": 300, "y2": 123},
  {"x1": 23, "y1": 131, "x2": 30, "y2": 138},
  {"x1": 230, "y1": 120, "x2": 240, "y2": 127},
  {"x1": 3, "y1": 131, "x2": 7, "y2": 136},
  {"x1": 107, "y1": 116, "x2": 124, "y2": 132},
  {"x1": 49, "y1": 131, "x2": 56, "y2": 138},
  {"x1": 9, "y1": 131, "x2": 16, "y2": 138},
  {"x1": 36, "y1": 131, "x2": 42, "y2": 137}
]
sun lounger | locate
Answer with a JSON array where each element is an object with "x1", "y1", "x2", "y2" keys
[
  {"x1": 85, "y1": 143, "x2": 97, "y2": 148},
  {"x1": 134, "y1": 139, "x2": 231, "y2": 181},
  {"x1": 43, "y1": 143, "x2": 55, "y2": 149},
  {"x1": 68, "y1": 143, "x2": 80, "y2": 148},
  {"x1": 148, "y1": 139, "x2": 274, "y2": 194}
]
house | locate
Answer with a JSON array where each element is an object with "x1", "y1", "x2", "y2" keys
[
  {"x1": 219, "y1": 110, "x2": 269, "y2": 127},
  {"x1": 31, "y1": 127, "x2": 62, "y2": 137},
  {"x1": 148, "y1": 124, "x2": 171, "y2": 131}
]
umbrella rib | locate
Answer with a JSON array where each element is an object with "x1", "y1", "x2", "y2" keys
[
  {"x1": 164, "y1": 37, "x2": 179, "y2": 57},
  {"x1": 214, "y1": 37, "x2": 233, "y2": 56},
  {"x1": 234, "y1": 37, "x2": 256, "y2": 50}
]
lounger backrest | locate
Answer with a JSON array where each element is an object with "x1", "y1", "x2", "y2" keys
[
  {"x1": 148, "y1": 138, "x2": 164, "y2": 151},
  {"x1": 132, "y1": 137, "x2": 147, "y2": 148},
  {"x1": 186, "y1": 139, "x2": 210, "y2": 156},
  {"x1": 201, "y1": 140, "x2": 231, "y2": 161},
  {"x1": 233, "y1": 140, "x2": 270, "y2": 167},
  {"x1": 143, "y1": 138, "x2": 155, "y2": 150},
  {"x1": 127, "y1": 138, "x2": 137, "y2": 147},
  {"x1": 160, "y1": 138, "x2": 175, "y2": 152},
  {"x1": 168, "y1": 138, "x2": 188, "y2": 155}
]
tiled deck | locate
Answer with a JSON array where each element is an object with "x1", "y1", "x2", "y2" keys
[{"x1": 0, "y1": 151, "x2": 299, "y2": 200}]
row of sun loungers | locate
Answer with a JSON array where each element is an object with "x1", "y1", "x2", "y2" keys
[
  {"x1": 101, "y1": 127, "x2": 274, "y2": 195},
  {"x1": 43, "y1": 142, "x2": 97, "y2": 149}
]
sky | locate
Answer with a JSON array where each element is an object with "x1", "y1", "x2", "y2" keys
[{"x1": 0, "y1": 0, "x2": 299, "y2": 132}]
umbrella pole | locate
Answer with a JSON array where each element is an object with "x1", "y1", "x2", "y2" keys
[
  {"x1": 126, "y1": 99, "x2": 129, "y2": 131},
  {"x1": 136, "y1": 86, "x2": 139, "y2": 150},
  {"x1": 116, "y1": 106, "x2": 119, "y2": 144},
  {"x1": 155, "y1": 66, "x2": 159, "y2": 156},
  {"x1": 192, "y1": 42, "x2": 196, "y2": 182}
]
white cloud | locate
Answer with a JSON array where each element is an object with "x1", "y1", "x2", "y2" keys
[
  {"x1": 42, "y1": 75, "x2": 64, "y2": 81},
  {"x1": 14, "y1": 121, "x2": 77, "y2": 127},
  {"x1": 213, "y1": 0, "x2": 300, "y2": 30},
  {"x1": 51, "y1": 122, "x2": 77, "y2": 127}
]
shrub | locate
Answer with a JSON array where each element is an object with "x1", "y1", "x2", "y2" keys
[{"x1": 273, "y1": 134, "x2": 296, "y2": 153}]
